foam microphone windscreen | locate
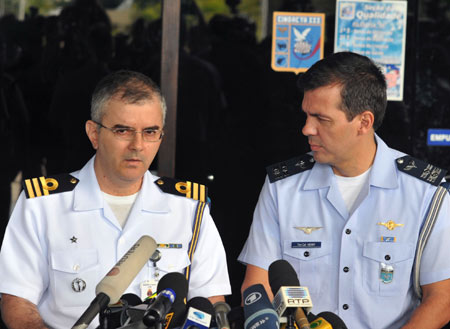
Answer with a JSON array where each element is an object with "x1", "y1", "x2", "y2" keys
[
  {"x1": 187, "y1": 297, "x2": 215, "y2": 316},
  {"x1": 227, "y1": 306, "x2": 244, "y2": 329},
  {"x1": 156, "y1": 272, "x2": 189, "y2": 328},
  {"x1": 243, "y1": 284, "x2": 279, "y2": 329},
  {"x1": 268, "y1": 259, "x2": 300, "y2": 294},
  {"x1": 317, "y1": 312, "x2": 348, "y2": 329},
  {"x1": 156, "y1": 272, "x2": 189, "y2": 304},
  {"x1": 96, "y1": 235, "x2": 157, "y2": 304}
]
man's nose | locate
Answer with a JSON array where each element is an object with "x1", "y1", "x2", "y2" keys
[
  {"x1": 129, "y1": 131, "x2": 144, "y2": 150},
  {"x1": 302, "y1": 117, "x2": 316, "y2": 136}
]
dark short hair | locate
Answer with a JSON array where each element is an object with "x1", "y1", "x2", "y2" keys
[
  {"x1": 298, "y1": 52, "x2": 387, "y2": 130},
  {"x1": 91, "y1": 70, "x2": 166, "y2": 124}
]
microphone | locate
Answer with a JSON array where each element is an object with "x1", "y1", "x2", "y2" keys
[
  {"x1": 142, "y1": 288, "x2": 176, "y2": 326},
  {"x1": 243, "y1": 284, "x2": 280, "y2": 329},
  {"x1": 99, "y1": 293, "x2": 143, "y2": 328},
  {"x1": 214, "y1": 301, "x2": 231, "y2": 329},
  {"x1": 309, "y1": 312, "x2": 348, "y2": 329},
  {"x1": 143, "y1": 272, "x2": 189, "y2": 328},
  {"x1": 72, "y1": 235, "x2": 157, "y2": 329},
  {"x1": 180, "y1": 297, "x2": 214, "y2": 329},
  {"x1": 269, "y1": 260, "x2": 313, "y2": 329},
  {"x1": 227, "y1": 306, "x2": 244, "y2": 329}
]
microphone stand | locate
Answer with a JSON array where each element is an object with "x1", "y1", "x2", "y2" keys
[{"x1": 286, "y1": 313, "x2": 296, "y2": 329}]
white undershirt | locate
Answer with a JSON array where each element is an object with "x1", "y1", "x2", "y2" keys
[
  {"x1": 102, "y1": 191, "x2": 138, "y2": 228},
  {"x1": 335, "y1": 167, "x2": 372, "y2": 215}
]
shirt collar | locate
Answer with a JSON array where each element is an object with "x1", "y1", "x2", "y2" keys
[
  {"x1": 137, "y1": 171, "x2": 171, "y2": 213},
  {"x1": 369, "y1": 134, "x2": 399, "y2": 189},
  {"x1": 303, "y1": 134, "x2": 399, "y2": 190},
  {"x1": 72, "y1": 156, "x2": 170, "y2": 213}
]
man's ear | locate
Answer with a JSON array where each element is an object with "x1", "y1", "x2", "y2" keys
[
  {"x1": 86, "y1": 120, "x2": 99, "y2": 150},
  {"x1": 358, "y1": 111, "x2": 375, "y2": 134}
]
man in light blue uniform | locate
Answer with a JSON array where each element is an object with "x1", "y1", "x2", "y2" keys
[
  {"x1": 0, "y1": 70, "x2": 231, "y2": 329},
  {"x1": 239, "y1": 52, "x2": 450, "y2": 328}
]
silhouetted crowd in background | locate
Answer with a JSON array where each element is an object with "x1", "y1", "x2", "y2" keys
[{"x1": 1, "y1": 0, "x2": 449, "y2": 309}]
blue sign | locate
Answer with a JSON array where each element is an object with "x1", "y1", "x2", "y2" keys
[
  {"x1": 427, "y1": 129, "x2": 450, "y2": 146},
  {"x1": 335, "y1": 0, "x2": 407, "y2": 101},
  {"x1": 272, "y1": 12, "x2": 325, "y2": 74}
]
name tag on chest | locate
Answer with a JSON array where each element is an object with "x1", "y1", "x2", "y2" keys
[{"x1": 291, "y1": 241, "x2": 321, "y2": 248}]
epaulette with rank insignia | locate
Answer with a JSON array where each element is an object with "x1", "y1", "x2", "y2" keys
[
  {"x1": 155, "y1": 177, "x2": 208, "y2": 203},
  {"x1": 396, "y1": 155, "x2": 447, "y2": 186},
  {"x1": 266, "y1": 154, "x2": 315, "y2": 183},
  {"x1": 23, "y1": 174, "x2": 79, "y2": 199}
]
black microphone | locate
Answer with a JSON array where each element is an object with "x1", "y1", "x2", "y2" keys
[
  {"x1": 227, "y1": 306, "x2": 244, "y2": 329},
  {"x1": 180, "y1": 296, "x2": 214, "y2": 329},
  {"x1": 142, "y1": 288, "x2": 176, "y2": 327},
  {"x1": 243, "y1": 284, "x2": 280, "y2": 329},
  {"x1": 118, "y1": 272, "x2": 188, "y2": 329},
  {"x1": 142, "y1": 272, "x2": 189, "y2": 328},
  {"x1": 269, "y1": 259, "x2": 312, "y2": 329},
  {"x1": 214, "y1": 301, "x2": 231, "y2": 329},
  {"x1": 309, "y1": 312, "x2": 348, "y2": 329},
  {"x1": 72, "y1": 235, "x2": 157, "y2": 329},
  {"x1": 99, "y1": 293, "x2": 143, "y2": 328}
]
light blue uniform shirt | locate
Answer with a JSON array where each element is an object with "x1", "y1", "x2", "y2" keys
[
  {"x1": 0, "y1": 156, "x2": 231, "y2": 329},
  {"x1": 239, "y1": 135, "x2": 450, "y2": 329}
]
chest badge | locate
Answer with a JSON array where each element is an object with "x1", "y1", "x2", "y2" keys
[
  {"x1": 294, "y1": 226, "x2": 322, "y2": 234},
  {"x1": 72, "y1": 278, "x2": 86, "y2": 292},
  {"x1": 377, "y1": 220, "x2": 404, "y2": 231},
  {"x1": 70, "y1": 236, "x2": 78, "y2": 243},
  {"x1": 380, "y1": 263, "x2": 394, "y2": 284}
]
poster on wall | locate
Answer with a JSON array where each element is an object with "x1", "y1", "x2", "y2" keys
[
  {"x1": 271, "y1": 11, "x2": 325, "y2": 74},
  {"x1": 334, "y1": 0, "x2": 407, "y2": 101}
]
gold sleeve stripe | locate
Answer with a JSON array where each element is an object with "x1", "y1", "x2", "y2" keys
[
  {"x1": 200, "y1": 184, "x2": 206, "y2": 203},
  {"x1": 193, "y1": 182, "x2": 199, "y2": 201},
  {"x1": 39, "y1": 177, "x2": 50, "y2": 196},
  {"x1": 185, "y1": 201, "x2": 206, "y2": 282},
  {"x1": 186, "y1": 181, "x2": 192, "y2": 199},
  {"x1": 189, "y1": 201, "x2": 205, "y2": 259},
  {"x1": 32, "y1": 178, "x2": 42, "y2": 197},
  {"x1": 24, "y1": 179, "x2": 35, "y2": 198}
]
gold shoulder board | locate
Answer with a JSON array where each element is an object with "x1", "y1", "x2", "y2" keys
[
  {"x1": 23, "y1": 174, "x2": 79, "y2": 199},
  {"x1": 155, "y1": 177, "x2": 208, "y2": 203}
]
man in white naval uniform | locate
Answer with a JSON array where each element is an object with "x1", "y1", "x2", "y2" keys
[
  {"x1": 238, "y1": 52, "x2": 450, "y2": 328},
  {"x1": 0, "y1": 70, "x2": 231, "y2": 329}
]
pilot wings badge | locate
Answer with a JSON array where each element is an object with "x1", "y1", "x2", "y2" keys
[{"x1": 294, "y1": 226, "x2": 323, "y2": 234}]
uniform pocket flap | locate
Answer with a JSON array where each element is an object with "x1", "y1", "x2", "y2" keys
[
  {"x1": 51, "y1": 249, "x2": 99, "y2": 273},
  {"x1": 363, "y1": 242, "x2": 415, "y2": 263},
  {"x1": 283, "y1": 240, "x2": 331, "y2": 261}
]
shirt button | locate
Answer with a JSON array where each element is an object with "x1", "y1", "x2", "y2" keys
[
  {"x1": 385, "y1": 255, "x2": 391, "y2": 261},
  {"x1": 343, "y1": 304, "x2": 349, "y2": 310},
  {"x1": 343, "y1": 267, "x2": 349, "y2": 273},
  {"x1": 304, "y1": 251, "x2": 310, "y2": 257},
  {"x1": 345, "y1": 229, "x2": 351, "y2": 234},
  {"x1": 73, "y1": 264, "x2": 80, "y2": 271}
]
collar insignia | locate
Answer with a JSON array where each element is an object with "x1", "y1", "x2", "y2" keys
[{"x1": 294, "y1": 226, "x2": 322, "y2": 234}]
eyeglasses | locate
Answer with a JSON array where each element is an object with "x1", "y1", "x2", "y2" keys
[{"x1": 94, "y1": 121, "x2": 164, "y2": 142}]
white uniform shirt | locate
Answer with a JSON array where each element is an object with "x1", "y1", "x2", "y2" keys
[
  {"x1": 238, "y1": 135, "x2": 450, "y2": 329},
  {"x1": 0, "y1": 156, "x2": 231, "y2": 329}
]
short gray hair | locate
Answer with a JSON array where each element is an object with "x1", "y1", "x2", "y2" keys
[{"x1": 91, "y1": 70, "x2": 167, "y2": 125}]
